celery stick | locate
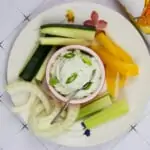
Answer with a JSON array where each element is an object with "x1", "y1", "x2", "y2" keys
[
  {"x1": 77, "y1": 94, "x2": 112, "y2": 120},
  {"x1": 83, "y1": 99, "x2": 129, "y2": 129}
]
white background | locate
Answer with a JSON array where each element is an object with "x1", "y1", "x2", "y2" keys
[{"x1": 0, "y1": 0, "x2": 150, "y2": 150}]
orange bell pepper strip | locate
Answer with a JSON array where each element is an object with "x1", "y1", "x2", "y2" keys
[
  {"x1": 95, "y1": 32, "x2": 134, "y2": 63},
  {"x1": 145, "y1": 0, "x2": 150, "y2": 7}
]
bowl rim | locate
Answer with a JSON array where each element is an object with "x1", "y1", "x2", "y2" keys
[{"x1": 46, "y1": 45, "x2": 105, "y2": 104}]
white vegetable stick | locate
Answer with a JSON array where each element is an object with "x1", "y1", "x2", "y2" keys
[
  {"x1": 29, "y1": 103, "x2": 80, "y2": 137},
  {"x1": 6, "y1": 81, "x2": 51, "y2": 113},
  {"x1": 34, "y1": 103, "x2": 45, "y2": 115},
  {"x1": 12, "y1": 94, "x2": 37, "y2": 113}
]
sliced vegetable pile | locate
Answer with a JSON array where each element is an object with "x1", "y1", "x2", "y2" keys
[
  {"x1": 6, "y1": 19, "x2": 139, "y2": 138},
  {"x1": 6, "y1": 81, "x2": 80, "y2": 137}
]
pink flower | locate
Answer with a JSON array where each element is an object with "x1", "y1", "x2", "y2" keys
[{"x1": 84, "y1": 11, "x2": 107, "y2": 31}]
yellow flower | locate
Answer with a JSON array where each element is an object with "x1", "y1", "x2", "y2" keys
[{"x1": 65, "y1": 9, "x2": 75, "y2": 23}]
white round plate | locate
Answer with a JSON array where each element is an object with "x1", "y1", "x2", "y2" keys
[{"x1": 7, "y1": 2, "x2": 150, "y2": 147}]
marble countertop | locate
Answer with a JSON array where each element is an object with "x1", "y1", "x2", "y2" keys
[{"x1": 0, "y1": 0, "x2": 150, "y2": 150}]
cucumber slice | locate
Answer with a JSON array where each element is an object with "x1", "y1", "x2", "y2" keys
[
  {"x1": 19, "y1": 44, "x2": 53, "y2": 81},
  {"x1": 49, "y1": 76, "x2": 59, "y2": 86},
  {"x1": 40, "y1": 37, "x2": 91, "y2": 46},
  {"x1": 77, "y1": 94, "x2": 112, "y2": 120},
  {"x1": 44, "y1": 34, "x2": 68, "y2": 38},
  {"x1": 63, "y1": 52, "x2": 75, "y2": 58},
  {"x1": 35, "y1": 47, "x2": 56, "y2": 82},
  {"x1": 81, "y1": 55, "x2": 92, "y2": 66},
  {"x1": 66, "y1": 72, "x2": 78, "y2": 84},
  {"x1": 41, "y1": 24, "x2": 96, "y2": 30},
  {"x1": 83, "y1": 99, "x2": 129, "y2": 129},
  {"x1": 40, "y1": 24, "x2": 96, "y2": 41},
  {"x1": 19, "y1": 43, "x2": 39, "y2": 75}
]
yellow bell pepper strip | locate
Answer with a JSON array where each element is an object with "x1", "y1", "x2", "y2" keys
[
  {"x1": 90, "y1": 41, "x2": 104, "y2": 57},
  {"x1": 95, "y1": 32, "x2": 133, "y2": 63},
  {"x1": 106, "y1": 66, "x2": 126, "y2": 99},
  {"x1": 115, "y1": 73, "x2": 121, "y2": 99},
  {"x1": 101, "y1": 50, "x2": 138, "y2": 76},
  {"x1": 105, "y1": 66, "x2": 117, "y2": 99},
  {"x1": 91, "y1": 42, "x2": 139, "y2": 76},
  {"x1": 119, "y1": 75, "x2": 126, "y2": 88}
]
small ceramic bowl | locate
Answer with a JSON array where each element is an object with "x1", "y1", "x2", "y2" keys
[{"x1": 46, "y1": 45, "x2": 105, "y2": 104}]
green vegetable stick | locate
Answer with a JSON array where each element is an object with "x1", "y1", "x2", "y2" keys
[
  {"x1": 77, "y1": 94, "x2": 112, "y2": 120},
  {"x1": 83, "y1": 99, "x2": 129, "y2": 129}
]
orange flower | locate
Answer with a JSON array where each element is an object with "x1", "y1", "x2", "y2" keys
[
  {"x1": 137, "y1": 2, "x2": 150, "y2": 26},
  {"x1": 65, "y1": 9, "x2": 75, "y2": 23}
]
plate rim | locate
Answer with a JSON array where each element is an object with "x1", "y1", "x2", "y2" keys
[{"x1": 6, "y1": 1, "x2": 150, "y2": 147}]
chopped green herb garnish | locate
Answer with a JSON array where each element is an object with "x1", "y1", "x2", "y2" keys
[
  {"x1": 50, "y1": 76, "x2": 59, "y2": 86},
  {"x1": 83, "y1": 82, "x2": 92, "y2": 90},
  {"x1": 66, "y1": 72, "x2": 78, "y2": 84},
  {"x1": 81, "y1": 55, "x2": 92, "y2": 66},
  {"x1": 64, "y1": 52, "x2": 75, "y2": 58}
]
